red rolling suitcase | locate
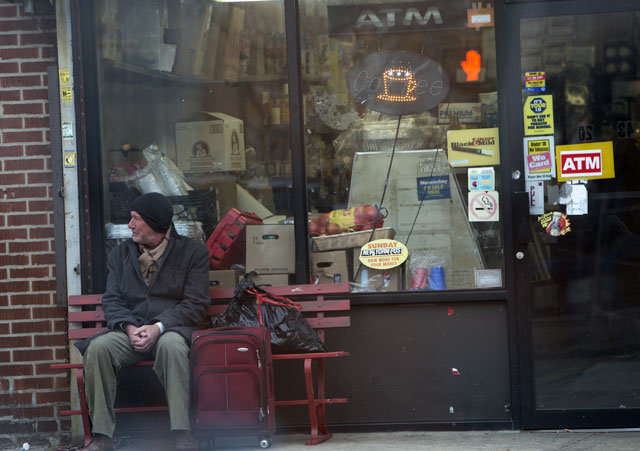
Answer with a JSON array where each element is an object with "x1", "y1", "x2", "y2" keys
[{"x1": 190, "y1": 327, "x2": 275, "y2": 449}]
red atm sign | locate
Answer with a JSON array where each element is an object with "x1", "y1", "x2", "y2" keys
[
  {"x1": 560, "y1": 150, "x2": 601, "y2": 177},
  {"x1": 556, "y1": 142, "x2": 615, "y2": 181}
]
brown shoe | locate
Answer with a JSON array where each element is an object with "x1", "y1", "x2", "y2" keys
[
  {"x1": 82, "y1": 434, "x2": 114, "y2": 451},
  {"x1": 175, "y1": 430, "x2": 199, "y2": 451}
]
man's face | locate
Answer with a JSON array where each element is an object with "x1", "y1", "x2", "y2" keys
[{"x1": 128, "y1": 211, "x2": 163, "y2": 246}]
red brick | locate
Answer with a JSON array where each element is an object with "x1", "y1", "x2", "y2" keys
[
  {"x1": 0, "y1": 227, "x2": 28, "y2": 240},
  {"x1": 24, "y1": 116, "x2": 49, "y2": 128},
  {"x1": 41, "y1": 47, "x2": 55, "y2": 59},
  {"x1": 9, "y1": 240, "x2": 49, "y2": 253},
  {"x1": 20, "y1": 32, "x2": 56, "y2": 46},
  {"x1": 14, "y1": 377, "x2": 53, "y2": 391},
  {"x1": 0, "y1": 254, "x2": 29, "y2": 266},
  {"x1": 0, "y1": 379, "x2": 8, "y2": 390},
  {"x1": 31, "y1": 253, "x2": 54, "y2": 264},
  {"x1": 0, "y1": 5, "x2": 18, "y2": 18},
  {"x1": 0, "y1": 268, "x2": 7, "y2": 279},
  {"x1": 0, "y1": 200, "x2": 27, "y2": 213},
  {"x1": 34, "y1": 333, "x2": 65, "y2": 347},
  {"x1": 2, "y1": 103, "x2": 43, "y2": 115},
  {"x1": 0, "y1": 321, "x2": 8, "y2": 332},
  {"x1": 0, "y1": 116, "x2": 22, "y2": 129},
  {"x1": 32, "y1": 279, "x2": 56, "y2": 292},
  {"x1": 25, "y1": 144, "x2": 50, "y2": 156},
  {"x1": 22, "y1": 88, "x2": 47, "y2": 100},
  {"x1": 11, "y1": 320, "x2": 51, "y2": 334},
  {"x1": 0, "y1": 47, "x2": 39, "y2": 61},
  {"x1": 14, "y1": 348, "x2": 53, "y2": 362},
  {"x1": 9, "y1": 265, "x2": 49, "y2": 278},
  {"x1": 0, "y1": 336, "x2": 32, "y2": 349},
  {"x1": 55, "y1": 348, "x2": 68, "y2": 360},
  {"x1": 0, "y1": 18, "x2": 37, "y2": 32},
  {"x1": 4, "y1": 157, "x2": 44, "y2": 171},
  {"x1": 0, "y1": 144, "x2": 23, "y2": 156},
  {"x1": 0, "y1": 309, "x2": 31, "y2": 322},
  {"x1": 0, "y1": 61, "x2": 19, "y2": 73},
  {"x1": 28, "y1": 199, "x2": 53, "y2": 211},
  {"x1": 0, "y1": 351, "x2": 10, "y2": 363},
  {"x1": 11, "y1": 293, "x2": 52, "y2": 305},
  {"x1": 21, "y1": 61, "x2": 53, "y2": 74},
  {"x1": 36, "y1": 362, "x2": 62, "y2": 375},
  {"x1": 5, "y1": 186, "x2": 47, "y2": 199},
  {"x1": 0, "y1": 392, "x2": 32, "y2": 404},
  {"x1": 54, "y1": 319, "x2": 65, "y2": 332},
  {"x1": 7, "y1": 213, "x2": 48, "y2": 226},
  {"x1": 35, "y1": 390, "x2": 67, "y2": 404},
  {"x1": 12, "y1": 405, "x2": 54, "y2": 419},
  {"x1": 54, "y1": 376, "x2": 69, "y2": 389},
  {"x1": 0, "y1": 364, "x2": 33, "y2": 377},
  {"x1": 0, "y1": 173, "x2": 25, "y2": 186},
  {"x1": 30, "y1": 228, "x2": 53, "y2": 240},
  {"x1": 0, "y1": 280, "x2": 30, "y2": 292},
  {"x1": 36, "y1": 420, "x2": 59, "y2": 433}
]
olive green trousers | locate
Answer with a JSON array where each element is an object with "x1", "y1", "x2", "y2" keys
[{"x1": 83, "y1": 331, "x2": 191, "y2": 438}]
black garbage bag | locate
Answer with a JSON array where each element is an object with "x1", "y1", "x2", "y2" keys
[{"x1": 211, "y1": 274, "x2": 327, "y2": 354}]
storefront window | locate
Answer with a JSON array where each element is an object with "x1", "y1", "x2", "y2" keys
[
  {"x1": 92, "y1": 0, "x2": 503, "y2": 292},
  {"x1": 95, "y1": 0, "x2": 295, "y2": 288},
  {"x1": 300, "y1": 1, "x2": 504, "y2": 291}
]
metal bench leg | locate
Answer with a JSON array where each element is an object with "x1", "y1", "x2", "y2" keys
[
  {"x1": 77, "y1": 368, "x2": 92, "y2": 447},
  {"x1": 304, "y1": 359, "x2": 332, "y2": 446},
  {"x1": 316, "y1": 359, "x2": 330, "y2": 438}
]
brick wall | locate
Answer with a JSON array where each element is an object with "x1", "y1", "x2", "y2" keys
[{"x1": 0, "y1": 1, "x2": 69, "y2": 448}]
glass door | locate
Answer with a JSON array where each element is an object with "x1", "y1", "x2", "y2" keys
[{"x1": 504, "y1": 0, "x2": 640, "y2": 428}]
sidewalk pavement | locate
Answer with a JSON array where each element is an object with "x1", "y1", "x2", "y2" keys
[{"x1": 43, "y1": 429, "x2": 640, "y2": 451}]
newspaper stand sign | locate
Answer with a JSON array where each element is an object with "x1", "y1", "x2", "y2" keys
[{"x1": 468, "y1": 191, "x2": 499, "y2": 222}]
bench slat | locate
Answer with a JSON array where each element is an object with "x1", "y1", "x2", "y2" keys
[
  {"x1": 69, "y1": 295, "x2": 102, "y2": 305},
  {"x1": 210, "y1": 282, "x2": 350, "y2": 300},
  {"x1": 67, "y1": 316, "x2": 350, "y2": 338}
]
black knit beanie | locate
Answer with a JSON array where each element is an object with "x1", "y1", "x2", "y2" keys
[{"x1": 130, "y1": 192, "x2": 173, "y2": 233}]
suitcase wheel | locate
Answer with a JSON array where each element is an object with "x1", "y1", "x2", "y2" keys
[
  {"x1": 258, "y1": 435, "x2": 272, "y2": 449},
  {"x1": 197, "y1": 438, "x2": 214, "y2": 450}
]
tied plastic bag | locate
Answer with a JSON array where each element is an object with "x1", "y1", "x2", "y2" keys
[{"x1": 212, "y1": 274, "x2": 327, "y2": 354}]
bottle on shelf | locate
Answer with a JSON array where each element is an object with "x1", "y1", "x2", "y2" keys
[
  {"x1": 261, "y1": 91, "x2": 271, "y2": 127},
  {"x1": 280, "y1": 83, "x2": 290, "y2": 124},
  {"x1": 270, "y1": 90, "x2": 281, "y2": 126}
]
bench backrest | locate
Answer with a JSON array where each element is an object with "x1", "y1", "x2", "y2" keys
[{"x1": 67, "y1": 283, "x2": 351, "y2": 342}]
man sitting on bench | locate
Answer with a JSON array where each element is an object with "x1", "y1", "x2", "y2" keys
[{"x1": 76, "y1": 192, "x2": 210, "y2": 451}]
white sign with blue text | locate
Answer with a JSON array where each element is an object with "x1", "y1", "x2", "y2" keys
[{"x1": 468, "y1": 167, "x2": 495, "y2": 191}]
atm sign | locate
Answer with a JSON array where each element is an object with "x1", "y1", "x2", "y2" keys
[
  {"x1": 560, "y1": 150, "x2": 602, "y2": 177},
  {"x1": 556, "y1": 141, "x2": 615, "y2": 181}
]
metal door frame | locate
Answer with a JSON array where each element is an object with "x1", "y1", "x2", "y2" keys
[{"x1": 499, "y1": 0, "x2": 640, "y2": 429}]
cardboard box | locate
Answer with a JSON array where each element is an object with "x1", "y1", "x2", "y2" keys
[
  {"x1": 245, "y1": 225, "x2": 295, "y2": 274},
  {"x1": 252, "y1": 274, "x2": 291, "y2": 287},
  {"x1": 352, "y1": 251, "x2": 403, "y2": 292},
  {"x1": 208, "y1": 270, "x2": 239, "y2": 289},
  {"x1": 310, "y1": 250, "x2": 348, "y2": 284},
  {"x1": 175, "y1": 112, "x2": 246, "y2": 174}
]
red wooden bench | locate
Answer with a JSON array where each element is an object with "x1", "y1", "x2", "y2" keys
[{"x1": 51, "y1": 283, "x2": 350, "y2": 447}]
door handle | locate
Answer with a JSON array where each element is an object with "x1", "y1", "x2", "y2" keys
[{"x1": 513, "y1": 191, "x2": 530, "y2": 244}]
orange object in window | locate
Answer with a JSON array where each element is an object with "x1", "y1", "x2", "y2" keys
[{"x1": 460, "y1": 50, "x2": 482, "y2": 81}]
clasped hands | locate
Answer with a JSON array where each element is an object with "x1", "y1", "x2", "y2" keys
[{"x1": 125, "y1": 324, "x2": 161, "y2": 353}]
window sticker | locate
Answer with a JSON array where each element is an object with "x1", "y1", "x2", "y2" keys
[
  {"x1": 523, "y1": 95, "x2": 554, "y2": 136},
  {"x1": 556, "y1": 141, "x2": 615, "y2": 181},
  {"x1": 523, "y1": 135, "x2": 555, "y2": 180}
]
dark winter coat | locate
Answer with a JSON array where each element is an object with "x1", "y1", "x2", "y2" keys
[{"x1": 75, "y1": 231, "x2": 210, "y2": 354}]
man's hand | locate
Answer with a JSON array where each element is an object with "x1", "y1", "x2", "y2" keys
[{"x1": 125, "y1": 324, "x2": 161, "y2": 353}]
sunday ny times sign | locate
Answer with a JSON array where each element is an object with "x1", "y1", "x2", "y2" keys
[{"x1": 327, "y1": 2, "x2": 468, "y2": 36}]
